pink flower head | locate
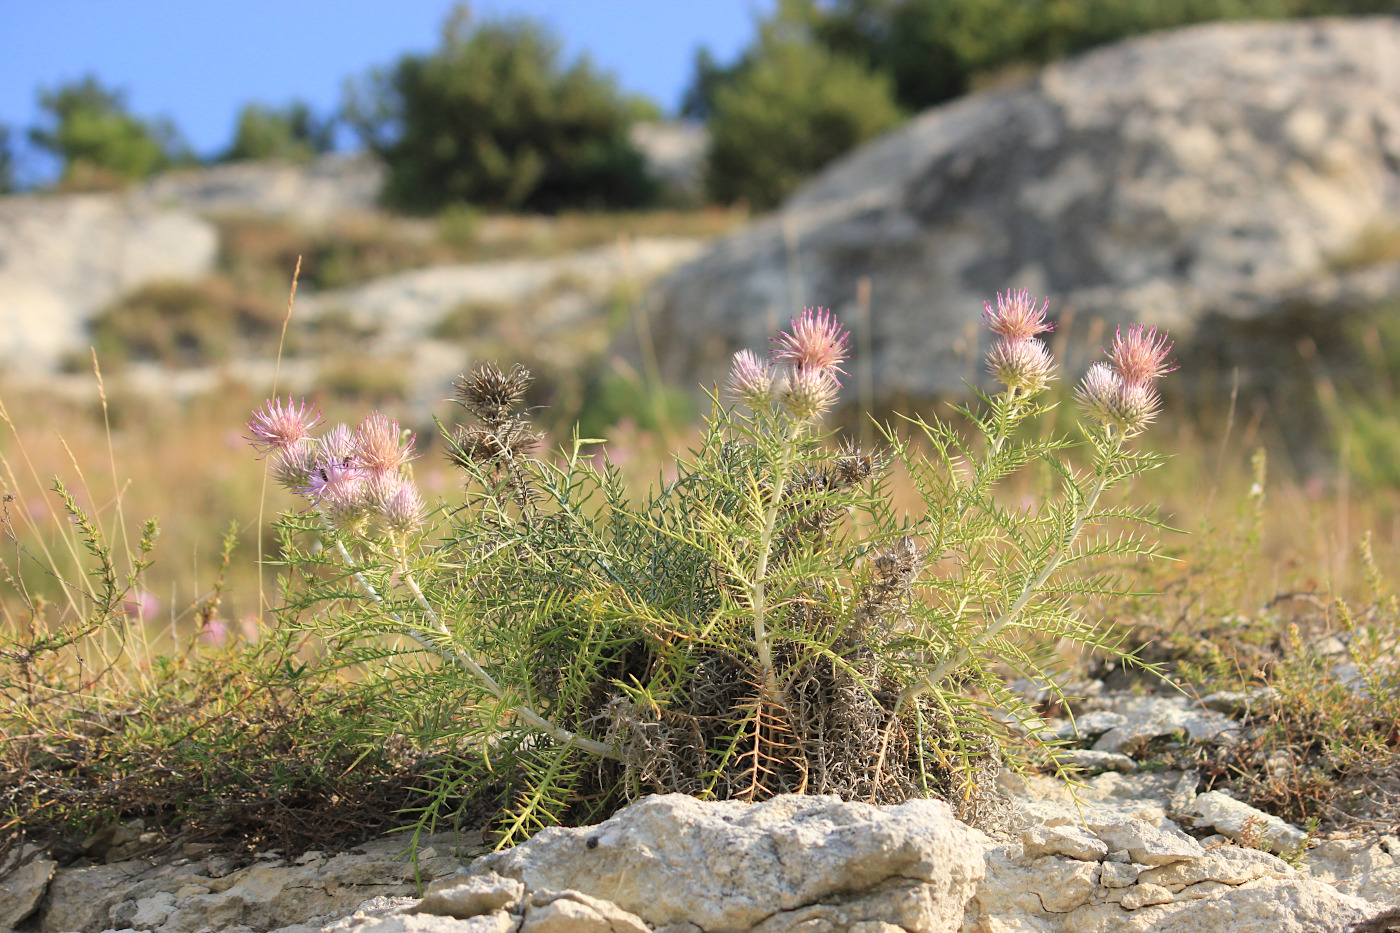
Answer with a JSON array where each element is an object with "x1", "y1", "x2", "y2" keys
[
  {"x1": 354, "y1": 412, "x2": 415, "y2": 476},
  {"x1": 1108, "y1": 325, "x2": 1176, "y2": 386},
  {"x1": 318, "y1": 424, "x2": 356, "y2": 469},
  {"x1": 270, "y1": 439, "x2": 319, "y2": 492},
  {"x1": 1075, "y1": 362, "x2": 1160, "y2": 432},
  {"x1": 982, "y1": 290, "x2": 1053, "y2": 340},
  {"x1": 300, "y1": 461, "x2": 368, "y2": 528},
  {"x1": 987, "y1": 337, "x2": 1055, "y2": 394},
  {"x1": 380, "y1": 479, "x2": 426, "y2": 534},
  {"x1": 771, "y1": 307, "x2": 849, "y2": 382},
  {"x1": 780, "y1": 366, "x2": 839, "y2": 421},
  {"x1": 246, "y1": 396, "x2": 322, "y2": 456},
  {"x1": 727, "y1": 349, "x2": 775, "y2": 407}
]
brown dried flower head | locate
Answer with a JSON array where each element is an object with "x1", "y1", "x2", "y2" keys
[{"x1": 454, "y1": 362, "x2": 531, "y2": 422}]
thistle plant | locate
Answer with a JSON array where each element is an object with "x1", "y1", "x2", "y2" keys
[{"x1": 251, "y1": 293, "x2": 1173, "y2": 843}]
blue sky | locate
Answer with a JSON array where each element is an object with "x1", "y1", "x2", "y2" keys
[{"x1": 1, "y1": 1, "x2": 770, "y2": 182}]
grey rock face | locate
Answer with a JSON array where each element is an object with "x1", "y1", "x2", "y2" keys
[
  {"x1": 0, "y1": 193, "x2": 217, "y2": 371},
  {"x1": 642, "y1": 18, "x2": 1400, "y2": 402},
  {"x1": 133, "y1": 154, "x2": 385, "y2": 225}
]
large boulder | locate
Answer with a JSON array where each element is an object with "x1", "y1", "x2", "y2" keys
[
  {"x1": 641, "y1": 18, "x2": 1400, "y2": 402},
  {"x1": 0, "y1": 193, "x2": 217, "y2": 372}
]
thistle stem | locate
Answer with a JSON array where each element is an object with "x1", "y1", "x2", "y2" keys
[
  {"x1": 331, "y1": 537, "x2": 617, "y2": 759},
  {"x1": 750, "y1": 417, "x2": 801, "y2": 695},
  {"x1": 896, "y1": 429, "x2": 1123, "y2": 710}
]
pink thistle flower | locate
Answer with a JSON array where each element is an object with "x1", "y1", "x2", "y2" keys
[
  {"x1": 318, "y1": 424, "x2": 356, "y2": 468},
  {"x1": 727, "y1": 349, "x2": 776, "y2": 408},
  {"x1": 771, "y1": 307, "x2": 850, "y2": 381},
  {"x1": 1075, "y1": 362, "x2": 1161, "y2": 432},
  {"x1": 246, "y1": 397, "x2": 322, "y2": 456},
  {"x1": 200, "y1": 617, "x2": 229, "y2": 647},
  {"x1": 780, "y1": 366, "x2": 840, "y2": 421},
  {"x1": 300, "y1": 461, "x2": 368, "y2": 529},
  {"x1": 982, "y1": 290, "x2": 1053, "y2": 340},
  {"x1": 353, "y1": 412, "x2": 415, "y2": 476},
  {"x1": 987, "y1": 337, "x2": 1055, "y2": 394},
  {"x1": 270, "y1": 438, "x2": 319, "y2": 492},
  {"x1": 381, "y1": 480, "x2": 426, "y2": 534},
  {"x1": 1108, "y1": 325, "x2": 1176, "y2": 386}
]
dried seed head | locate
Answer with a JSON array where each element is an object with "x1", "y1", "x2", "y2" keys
[
  {"x1": 982, "y1": 290, "x2": 1053, "y2": 340},
  {"x1": 771, "y1": 307, "x2": 850, "y2": 382},
  {"x1": 246, "y1": 396, "x2": 322, "y2": 456},
  {"x1": 832, "y1": 443, "x2": 883, "y2": 487},
  {"x1": 445, "y1": 421, "x2": 539, "y2": 469},
  {"x1": 1108, "y1": 325, "x2": 1176, "y2": 386},
  {"x1": 353, "y1": 411, "x2": 414, "y2": 476},
  {"x1": 987, "y1": 336, "x2": 1056, "y2": 394},
  {"x1": 780, "y1": 366, "x2": 839, "y2": 421},
  {"x1": 454, "y1": 362, "x2": 531, "y2": 422},
  {"x1": 270, "y1": 438, "x2": 319, "y2": 492},
  {"x1": 727, "y1": 349, "x2": 775, "y2": 408}
]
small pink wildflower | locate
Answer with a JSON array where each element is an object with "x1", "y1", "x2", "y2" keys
[
  {"x1": 354, "y1": 412, "x2": 415, "y2": 476},
  {"x1": 246, "y1": 397, "x2": 322, "y2": 456},
  {"x1": 200, "y1": 617, "x2": 230, "y2": 646},
  {"x1": 781, "y1": 366, "x2": 839, "y2": 421},
  {"x1": 987, "y1": 336, "x2": 1055, "y2": 394},
  {"x1": 727, "y1": 349, "x2": 776, "y2": 408},
  {"x1": 1108, "y1": 325, "x2": 1176, "y2": 386},
  {"x1": 771, "y1": 307, "x2": 850, "y2": 381},
  {"x1": 982, "y1": 290, "x2": 1053, "y2": 340}
]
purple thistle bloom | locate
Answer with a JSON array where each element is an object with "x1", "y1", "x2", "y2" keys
[
  {"x1": 318, "y1": 424, "x2": 356, "y2": 469},
  {"x1": 780, "y1": 366, "x2": 840, "y2": 421},
  {"x1": 270, "y1": 438, "x2": 319, "y2": 492},
  {"x1": 354, "y1": 411, "x2": 415, "y2": 477},
  {"x1": 1075, "y1": 362, "x2": 1161, "y2": 432},
  {"x1": 381, "y1": 480, "x2": 426, "y2": 534},
  {"x1": 982, "y1": 290, "x2": 1053, "y2": 341},
  {"x1": 771, "y1": 307, "x2": 850, "y2": 382},
  {"x1": 300, "y1": 460, "x2": 368, "y2": 529},
  {"x1": 246, "y1": 396, "x2": 322, "y2": 456},
  {"x1": 987, "y1": 336, "x2": 1055, "y2": 394},
  {"x1": 727, "y1": 349, "x2": 776, "y2": 408},
  {"x1": 1109, "y1": 325, "x2": 1176, "y2": 387}
]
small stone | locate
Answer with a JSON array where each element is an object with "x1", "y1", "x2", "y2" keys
[
  {"x1": 1120, "y1": 882, "x2": 1175, "y2": 910},
  {"x1": 522, "y1": 890, "x2": 648, "y2": 933},
  {"x1": 420, "y1": 872, "x2": 525, "y2": 919},
  {"x1": 0, "y1": 852, "x2": 57, "y2": 928},
  {"x1": 1190, "y1": 791, "x2": 1309, "y2": 855},
  {"x1": 175, "y1": 884, "x2": 212, "y2": 897},
  {"x1": 417, "y1": 848, "x2": 438, "y2": 861},
  {"x1": 1020, "y1": 825, "x2": 1109, "y2": 862},
  {"x1": 1086, "y1": 817, "x2": 1203, "y2": 866},
  {"x1": 1138, "y1": 845, "x2": 1289, "y2": 889},
  {"x1": 1030, "y1": 858, "x2": 1100, "y2": 912},
  {"x1": 1099, "y1": 862, "x2": 1142, "y2": 888},
  {"x1": 1092, "y1": 701, "x2": 1238, "y2": 756},
  {"x1": 1055, "y1": 749, "x2": 1137, "y2": 774},
  {"x1": 1053, "y1": 710, "x2": 1126, "y2": 742}
]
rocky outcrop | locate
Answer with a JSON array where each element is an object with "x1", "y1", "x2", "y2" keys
[
  {"x1": 641, "y1": 17, "x2": 1400, "y2": 402},
  {"x1": 0, "y1": 193, "x2": 217, "y2": 371},
  {"x1": 132, "y1": 154, "x2": 385, "y2": 225}
]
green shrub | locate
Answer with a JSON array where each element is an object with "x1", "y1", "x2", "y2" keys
[
  {"x1": 29, "y1": 75, "x2": 185, "y2": 186},
  {"x1": 345, "y1": 4, "x2": 657, "y2": 213},
  {"x1": 705, "y1": 27, "x2": 902, "y2": 209},
  {"x1": 224, "y1": 101, "x2": 335, "y2": 162},
  {"x1": 0, "y1": 123, "x2": 14, "y2": 193},
  {"x1": 249, "y1": 296, "x2": 1173, "y2": 842}
]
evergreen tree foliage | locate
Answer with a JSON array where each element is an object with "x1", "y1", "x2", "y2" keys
[{"x1": 345, "y1": 4, "x2": 657, "y2": 213}]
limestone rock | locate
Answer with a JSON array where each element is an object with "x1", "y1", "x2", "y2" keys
[
  {"x1": 419, "y1": 873, "x2": 524, "y2": 919},
  {"x1": 1189, "y1": 791, "x2": 1309, "y2": 855},
  {"x1": 520, "y1": 890, "x2": 649, "y2": 933},
  {"x1": 1020, "y1": 825, "x2": 1108, "y2": 862},
  {"x1": 320, "y1": 911, "x2": 517, "y2": 933},
  {"x1": 640, "y1": 18, "x2": 1400, "y2": 411},
  {"x1": 0, "y1": 193, "x2": 217, "y2": 371},
  {"x1": 1081, "y1": 816, "x2": 1201, "y2": 867},
  {"x1": 471, "y1": 793, "x2": 986, "y2": 933},
  {"x1": 1054, "y1": 750, "x2": 1136, "y2": 775},
  {"x1": 1090, "y1": 701, "x2": 1237, "y2": 756}
]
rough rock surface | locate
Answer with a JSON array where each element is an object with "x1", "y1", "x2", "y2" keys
[
  {"x1": 469, "y1": 793, "x2": 986, "y2": 933},
  {"x1": 132, "y1": 154, "x2": 385, "y2": 225},
  {"x1": 641, "y1": 18, "x2": 1400, "y2": 403},
  {"x1": 0, "y1": 193, "x2": 217, "y2": 370}
]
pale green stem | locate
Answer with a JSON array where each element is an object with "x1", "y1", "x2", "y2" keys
[
  {"x1": 749, "y1": 416, "x2": 802, "y2": 695},
  {"x1": 894, "y1": 429, "x2": 1122, "y2": 712},
  {"x1": 331, "y1": 536, "x2": 617, "y2": 759}
]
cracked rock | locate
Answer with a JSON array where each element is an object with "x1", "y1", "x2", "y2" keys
[{"x1": 1189, "y1": 791, "x2": 1309, "y2": 855}]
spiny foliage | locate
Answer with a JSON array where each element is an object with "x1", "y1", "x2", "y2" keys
[{"x1": 260, "y1": 296, "x2": 1173, "y2": 846}]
